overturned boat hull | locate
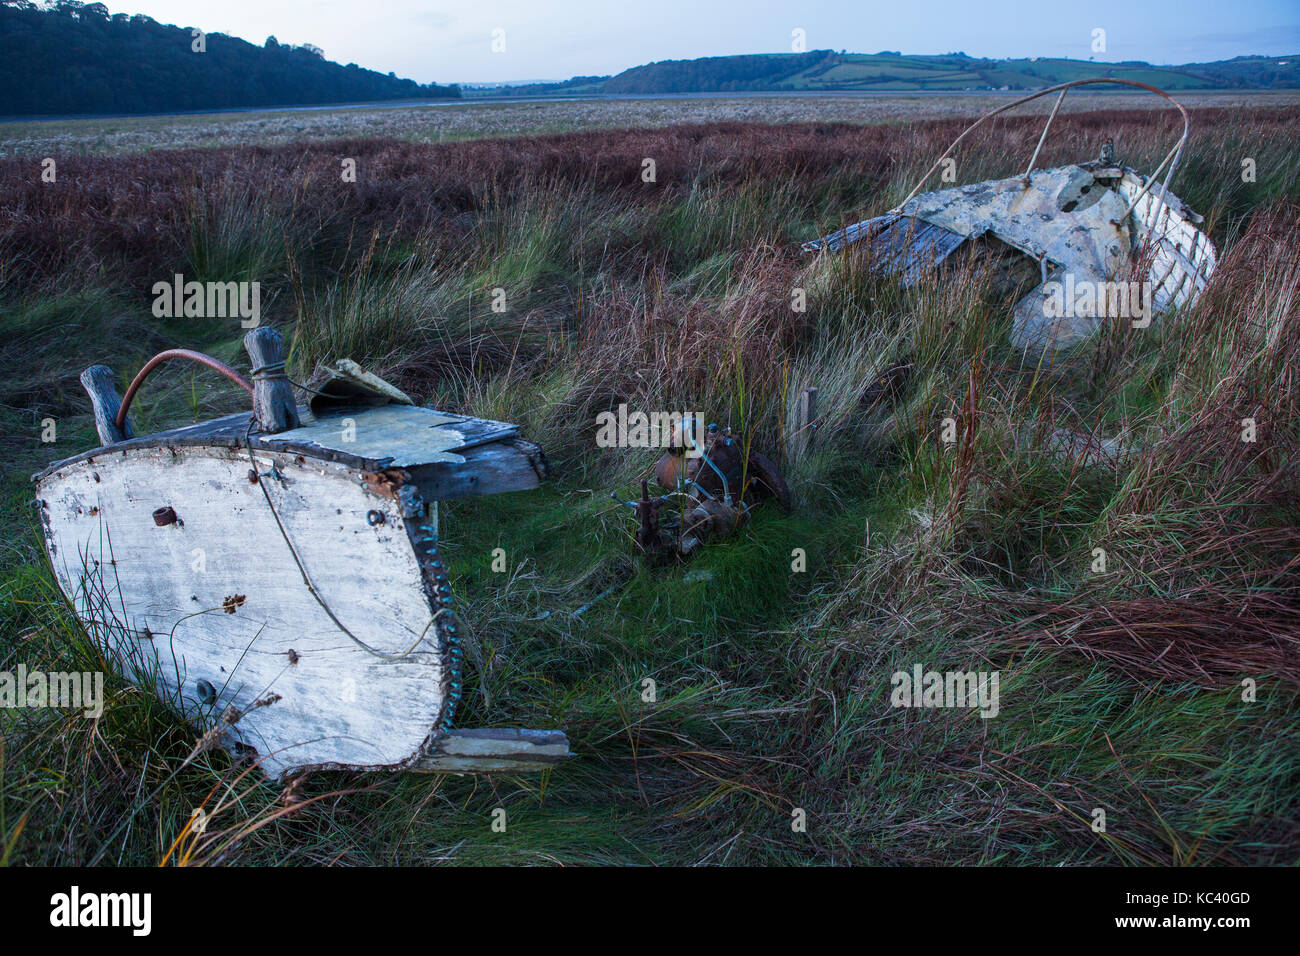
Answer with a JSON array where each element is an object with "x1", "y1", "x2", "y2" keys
[
  {"x1": 805, "y1": 81, "x2": 1218, "y2": 350},
  {"x1": 806, "y1": 162, "x2": 1216, "y2": 349}
]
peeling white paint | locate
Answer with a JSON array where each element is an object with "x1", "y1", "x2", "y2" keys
[{"x1": 38, "y1": 444, "x2": 447, "y2": 778}]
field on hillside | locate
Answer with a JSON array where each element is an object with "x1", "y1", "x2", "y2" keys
[
  {"x1": 1, "y1": 103, "x2": 1298, "y2": 865},
  {"x1": 787, "y1": 52, "x2": 1299, "y2": 92}
]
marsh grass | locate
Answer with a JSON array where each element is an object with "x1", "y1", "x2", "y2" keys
[{"x1": 1, "y1": 107, "x2": 1298, "y2": 865}]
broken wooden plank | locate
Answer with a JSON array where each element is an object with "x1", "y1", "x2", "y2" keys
[
  {"x1": 412, "y1": 728, "x2": 572, "y2": 773},
  {"x1": 409, "y1": 439, "x2": 549, "y2": 501},
  {"x1": 803, "y1": 213, "x2": 967, "y2": 284},
  {"x1": 802, "y1": 213, "x2": 899, "y2": 253}
]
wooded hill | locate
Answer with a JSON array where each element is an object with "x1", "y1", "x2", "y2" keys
[{"x1": 0, "y1": 1, "x2": 460, "y2": 117}]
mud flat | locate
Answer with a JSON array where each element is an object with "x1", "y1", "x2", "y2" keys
[{"x1": 4, "y1": 89, "x2": 1299, "y2": 157}]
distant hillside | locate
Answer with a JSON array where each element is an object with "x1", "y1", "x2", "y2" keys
[
  {"x1": 468, "y1": 50, "x2": 1300, "y2": 97},
  {"x1": 0, "y1": 0, "x2": 460, "y2": 117},
  {"x1": 606, "y1": 51, "x2": 840, "y2": 94}
]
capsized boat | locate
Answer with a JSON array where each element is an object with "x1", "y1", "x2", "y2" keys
[
  {"x1": 34, "y1": 329, "x2": 570, "y2": 778},
  {"x1": 804, "y1": 79, "x2": 1217, "y2": 350}
]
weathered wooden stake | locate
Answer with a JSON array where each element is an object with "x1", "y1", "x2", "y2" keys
[
  {"x1": 799, "y1": 386, "x2": 819, "y2": 438},
  {"x1": 80, "y1": 365, "x2": 133, "y2": 446},
  {"x1": 243, "y1": 328, "x2": 300, "y2": 434}
]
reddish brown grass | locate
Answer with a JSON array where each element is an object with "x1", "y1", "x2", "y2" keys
[{"x1": 3, "y1": 107, "x2": 1297, "y2": 293}]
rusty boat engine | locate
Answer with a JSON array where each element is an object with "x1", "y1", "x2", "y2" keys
[{"x1": 617, "y1": 420, "x2": 792, "y2": 560}]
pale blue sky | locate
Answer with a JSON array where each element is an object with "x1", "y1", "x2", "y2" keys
[{"x1": 101, "y1": 0, "x2": 1300, "y2": 84}]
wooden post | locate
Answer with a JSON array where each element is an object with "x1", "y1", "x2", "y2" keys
[
  {"x1": 799, "y1": 386, "x2": 819, "y2": 438},
  {"x1": 80, "y1": 365, "x2": 133, "y2": 446},
  {"x1": 243, "y1": 328, "x2": 300, "y2": 434}
]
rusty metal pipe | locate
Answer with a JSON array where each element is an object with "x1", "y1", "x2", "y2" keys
[{"x1": 115, "y1": 349, "x2": 255, "y2": 432}]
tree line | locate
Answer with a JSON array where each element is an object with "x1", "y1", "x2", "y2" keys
[
  {"x1": 603, "y1": 51, "x2": 841, "y2": 94},
  {"x1": 0, "y1": 1, "x2": 459, "y2": 117}
]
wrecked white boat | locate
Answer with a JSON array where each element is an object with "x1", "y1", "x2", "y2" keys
[
  {"x1": 34, "y1": 329, "x2": 570, "y2": 778},
  {"x1": 805, "y1": 79, "x2": 1217, "y2": 349}
]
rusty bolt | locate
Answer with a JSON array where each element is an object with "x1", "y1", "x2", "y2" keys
[{"x1": 152, "y1": 506, "x2": 178, "y2": 526}]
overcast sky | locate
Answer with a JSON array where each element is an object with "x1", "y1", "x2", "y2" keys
[{"x1": 98, "y1": 1, "x2": 1300, "y2": 84}]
